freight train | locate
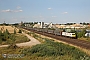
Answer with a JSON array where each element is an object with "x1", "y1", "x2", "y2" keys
[{"x1": 24, "y1": 28, "x2": 77, "y2": 39}]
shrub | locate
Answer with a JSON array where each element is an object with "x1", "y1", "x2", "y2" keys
[
  {"x1": 8, "y1": 44, "x2": 18, "y2": 49},
  {"x1": 1, "y1": 29, "x2": 10, "y2": 41},
  {"x1": 76, "y1": 29, "x2": 86, "y2": 38},
  {"x1": 6, "y1": 29, "x2": 9, "y2": 34},
  {"x1": 14, "y1": 29, "x2": 16, "y2": 34},
  {"x1": 18, "y1": 29, "x2": 22, "y2": 33}
]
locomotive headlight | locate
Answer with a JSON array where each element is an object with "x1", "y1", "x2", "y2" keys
[{"x1": 72, "y1": 34, "x2": 76, "y2": 37}]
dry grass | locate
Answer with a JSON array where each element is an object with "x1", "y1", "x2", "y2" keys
[
  {"x1": 78, "y1": 37, "x2": 90, "y2": 42},
  {"x1": 0, "y1": 26, "x2": 19, "y2": 33}
]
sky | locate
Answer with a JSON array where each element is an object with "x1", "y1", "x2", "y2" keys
[{"x1": 0, "y1": 0, "x2": 90, "y2": 24}]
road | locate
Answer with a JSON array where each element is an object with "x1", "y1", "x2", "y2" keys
[{"x1": 0, "y1": 33, "x2": 41, "y2": 47}]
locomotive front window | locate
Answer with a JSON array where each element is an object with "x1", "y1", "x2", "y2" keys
[{"x1": 72, "y1": 34, "x2": 75, "y2": 35}]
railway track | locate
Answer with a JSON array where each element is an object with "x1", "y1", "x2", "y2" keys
[{"x1": 24, "y1": 28, "x2": 90, "y2": 50}]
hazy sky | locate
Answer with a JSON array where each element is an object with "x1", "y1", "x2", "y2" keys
[{"x1": 0, "y1": 0, "x2": 90, "y2": 24}]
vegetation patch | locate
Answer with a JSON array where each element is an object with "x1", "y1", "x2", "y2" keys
[
  {"x1": 1, "y1": 39, "x2": 90, "y2": 60},
  {"x1": 0, "y1": 29, "x2": 30, "y2": 45},
  {"x1": 27, "y1": 32, "x2": 44, "y2": 43},
  {"x1": 79, "y1": 37, "x2": 90, "y2": 42},
  {"x1": 0, "y1": 47, "x2": 24, "y2": 60},
  {"x1": 22, "y1": 39, "x2": 90, "y2": 60}
]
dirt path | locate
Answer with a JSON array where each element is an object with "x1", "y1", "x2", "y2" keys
[
  {"x1": 0, "y1": 45, "x2": 8, "y2": 47},
  {"x1": 16, "y1": 32, "x2": 41, "y2": 47},
  {"x1": 0, "y1": 33, "x2": 41, "y2": 47}
]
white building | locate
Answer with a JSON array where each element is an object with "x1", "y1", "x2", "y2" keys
[{"x1": 33, "y1": 22, "x2": 53, "y2": 28}]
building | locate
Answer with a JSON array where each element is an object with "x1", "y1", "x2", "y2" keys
[{"x1": 33, "y1": 22, "x2": 53, "y2": 28}]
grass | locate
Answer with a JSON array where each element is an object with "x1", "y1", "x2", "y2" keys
[
  {"x1": 78, "y1": 37, "x2": 90, "y2": 42},
  {"x1": 0, "y1": 33, "x2": 30, "y2": 45},
  {"x1": 0, "y1": 47, "x2": 24, "y2": 60},
  {"x1": 87, "y1": 26, "x2": 90, "y2": 30},
  {"x1": 14, "y1": 33, "x2": 30, "y2": 43},
  {"x1": 0, "y1": 26, "x2": 19, "y2": 33}
]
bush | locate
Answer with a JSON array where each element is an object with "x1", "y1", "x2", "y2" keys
[
  {"x1": 8, "y1": 44, "x2": 18, "y2": 49},
  {"x1": 14, "y1": 29, "x2": 16, "y2": 34},
  {"x1": 18, "y1": 29, "x2": 22, "y2": 33},
  {"x1": 0, "y1": 29, "x2": 10, "y2": 41},
  {"x1": 76, "y1": 29, "x2": 86, "y2": 38},
  {"x1": 6, "y1": 29, "x2": 9, "y2": 34}
]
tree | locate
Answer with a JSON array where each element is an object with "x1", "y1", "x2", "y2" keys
[
  {"x1": 0, "y1": 29, "x2": 10, "y2": 41},
  {"x1": 34, "y1": 22, "x2": 38, "y2": 24},
  {"x1": 76, "y1": 29, "x2": 86, "y2": 38},
  {"x1": 29, "y1": 22, "x2": 33, "y2": 25},
  {"x1": 18, "y1": 29, "x2": 22, "y2": 33},
  {"x1": 83, "y1": 22, "x2": 87, "y2": 25},
  {"x1": 80, "y1": 23, "x2": 82, "y2": 24},
  {"x1": 0, "y1": 30, "x2": 2, "y2": 34},
  {"x1": 0, "y1": 30, "x2": 2, "y2": 40},
  {"x1": 6, "y1": 29, "x2": 9, "y2": 34},
  {"x1": 2, "y1": 31, "x2": 8, "y2": 41},
  {"x1": 14, "y1": 29, "x2": 16, "y2": 34}
]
